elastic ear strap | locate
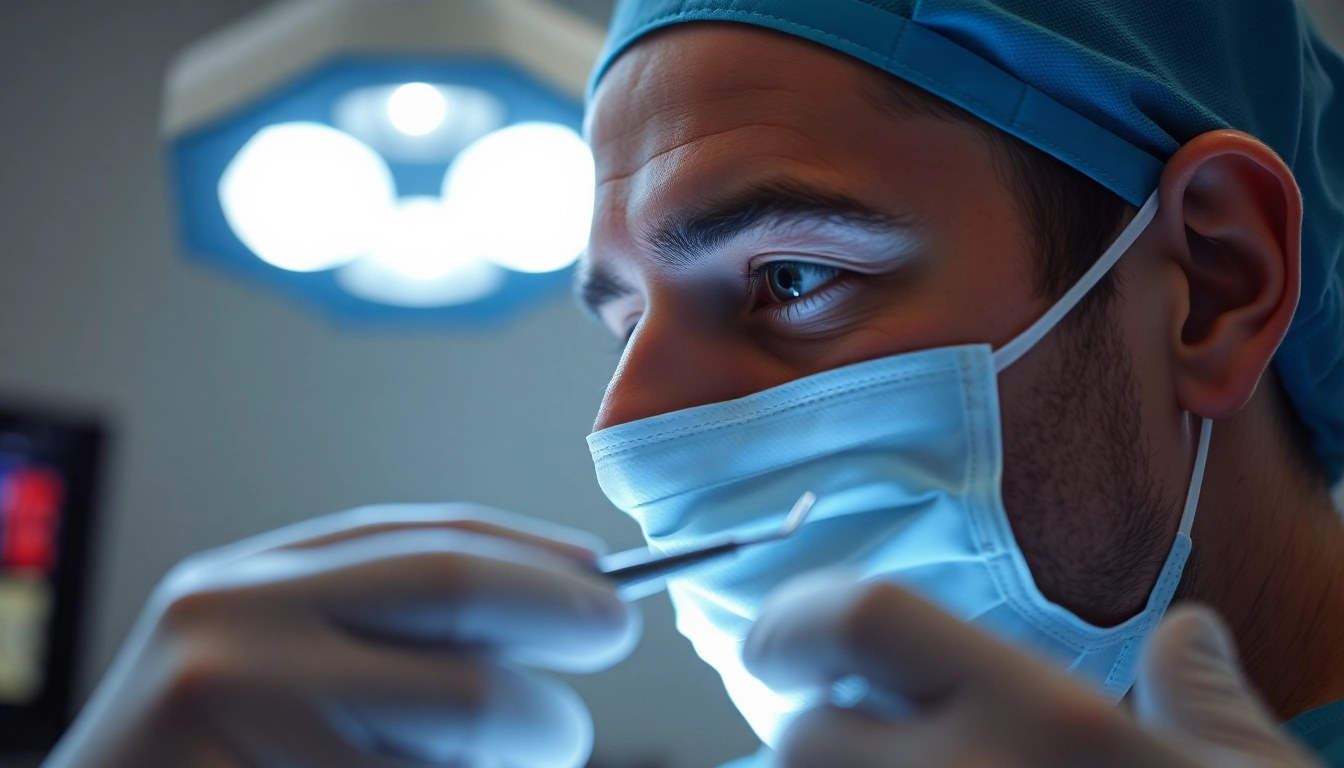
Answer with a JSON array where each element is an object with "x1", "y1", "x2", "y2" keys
[
  {"x1": 1178, "y1": 418, "x2": 1213, "y2": 537},
  {"x1": 992, "y1": 191, "x2": 1161, "y2": 372}
]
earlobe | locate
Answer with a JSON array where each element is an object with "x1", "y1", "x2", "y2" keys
[{"x1": 1157, "y1": 130, "x2": 1302, "y2": 419}]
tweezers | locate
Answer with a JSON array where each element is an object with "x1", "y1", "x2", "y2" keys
[{"x1": 598, "y1": 492, "x2": 817, "y2": 599}]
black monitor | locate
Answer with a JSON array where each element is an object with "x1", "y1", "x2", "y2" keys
[{"x1": 0, "y1": 406, "x2": 103, "y2": 752}]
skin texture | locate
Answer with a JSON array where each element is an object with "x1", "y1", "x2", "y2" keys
[{"x1": 581, "y1": 23, "x2": 1344, "y2": 722}]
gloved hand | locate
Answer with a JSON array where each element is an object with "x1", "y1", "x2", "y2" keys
[
  {"x1": 44, "y1": 504, "x2": 640, "y2": 768},
  {"x1": 743, "y1": 570, "x2": 1321, "y2": 768}
]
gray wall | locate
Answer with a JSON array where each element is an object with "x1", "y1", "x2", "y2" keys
[
  {"x1": 1309, "y1": 0, "x2": 1344, "y2": 43},
  {"x1": 0, "y1": 1, "x2": 1341, "y2": 767}
]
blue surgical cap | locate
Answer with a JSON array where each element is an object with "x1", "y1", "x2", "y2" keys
[{"x1": 589, "y1": 0, "x2": 1344, "y2": 479}]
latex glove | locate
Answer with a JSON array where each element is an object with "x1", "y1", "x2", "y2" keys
[
  {"x1": 45, "y1": 504, "x2": 640, "y2": 768},
  {"x1": 743, "y1": 570, "x2": 1321, "y2": 768}
]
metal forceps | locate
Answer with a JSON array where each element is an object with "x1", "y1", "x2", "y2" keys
[{"x1": 598, "y1": 492, "x2": 817, "y2": 600}]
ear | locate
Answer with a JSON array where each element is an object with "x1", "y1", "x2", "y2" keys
[{"x1": 1154, "y1": 130, "x2": 1302, "y2": 419}]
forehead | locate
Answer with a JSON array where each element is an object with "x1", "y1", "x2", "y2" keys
[
  {"x1": 588, "y1": 24, "x2": 896, "y2": 194},
  {"x1": 588, "y1": 25, "x2": 871, "y2": 159},
  {"x1": 582, "y1": 23, "x2": 995, "y2": 273}
]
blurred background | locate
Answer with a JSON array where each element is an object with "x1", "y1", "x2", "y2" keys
[{"x1": 0, "y1": 1, "x2": 1341, "y2": 766}]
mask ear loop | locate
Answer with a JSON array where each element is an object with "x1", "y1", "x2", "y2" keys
[
  {"x1": 1178, "y1": 418, "x2": 1213, "y2": 537},
  {"x1": 991, "y1": 191, "x2": 1161, "y2": 373},
  {"x1": 988, "y1": 189, "x2": 1212, "y2": 536}
]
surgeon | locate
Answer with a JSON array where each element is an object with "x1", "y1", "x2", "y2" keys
[{"x1": 44, "y1": 0, "x2": 1344, "y2": 766}]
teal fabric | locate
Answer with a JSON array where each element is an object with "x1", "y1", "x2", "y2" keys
[
  {"x1": 589, "y1": 0, "x2": 1344, "y2": 479},
  {"x1": 1288, "y1": 697, "x2": 1344, "y2": 766}
]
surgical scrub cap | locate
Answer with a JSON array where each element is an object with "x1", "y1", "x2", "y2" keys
[{"x1": 589, "y1": 0, "x2": 1344, "y2": 479}]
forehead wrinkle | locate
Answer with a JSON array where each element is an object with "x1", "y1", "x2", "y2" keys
[{"x1": 596, "y1": 120, "x2": 830, "y2": 188}]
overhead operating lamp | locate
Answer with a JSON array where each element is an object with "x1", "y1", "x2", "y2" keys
[{"x1": 162, "y1": 0, "x2": 603, "y2": 325}]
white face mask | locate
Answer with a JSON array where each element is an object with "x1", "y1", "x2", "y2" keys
[{"x1": 587, "y1": 191, "x2": 1212, "y2": 747}]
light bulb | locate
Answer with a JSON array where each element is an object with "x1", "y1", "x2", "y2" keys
[
  {"x1": 333, "y1": 84, "x2": 505, "y2": 164},
  {"x1": 387, "y1": 82, "x2": 448, "y2": 137},
  {"x1": 337, "y1": 195, "x2": 505, "y2": 307},
  {"x1": 368, "y1": 197, "x2": 460, "y2": 280},
  {"x1": 219, "y1": 122, "x2": 394, "y2": 272},
  {"x1": 442, "y1": 122, "x2": 595, "y2": 273},
  {"x1": 337, "y1": 254, "x2": 504, "y2": 308}
]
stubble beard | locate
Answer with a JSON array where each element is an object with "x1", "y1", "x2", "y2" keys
[{"x1": 998, "y1": 295, "x2": 1182, "y2": 628}]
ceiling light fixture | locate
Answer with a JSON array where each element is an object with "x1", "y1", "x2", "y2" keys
[{"x1": 162, "y1": 0, "x2": 603, "y2": 327}]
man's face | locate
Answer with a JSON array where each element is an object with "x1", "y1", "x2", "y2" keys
[{"x1": 581, "y1": 24, "x2": 1183, "y2": 627}]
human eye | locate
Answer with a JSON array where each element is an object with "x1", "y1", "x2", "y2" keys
[
  {"x1": 750, "y1": 260, "x2": 845, "y2": 306},
  {"x1": 754, "y1": 261, "x2": 841, "y2": 303}
]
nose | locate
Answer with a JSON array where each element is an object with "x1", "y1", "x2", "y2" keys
[{"x1": 592, "y1": 307, "x2": 786, "y2": 432}]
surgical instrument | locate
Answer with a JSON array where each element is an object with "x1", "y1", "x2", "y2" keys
[{"x1": 599, "y1": 491, "x2": 817, "y2": 599}]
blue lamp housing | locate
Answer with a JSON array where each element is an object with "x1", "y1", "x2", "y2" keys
[{"x1": 162, "y1": 0, "x2": 604, "y2": 328}]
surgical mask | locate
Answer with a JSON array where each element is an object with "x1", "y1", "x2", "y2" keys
[{"x1": 587, "y1": 191, "x2": 1213, "y2": 747}]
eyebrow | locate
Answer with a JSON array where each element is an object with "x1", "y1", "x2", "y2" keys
[
  {"x1": 576, "y1": 258, "x2": 635, "y2": 321},
  {"x1": 577, "y1": 181, "x2": 911, "y2": 318}
]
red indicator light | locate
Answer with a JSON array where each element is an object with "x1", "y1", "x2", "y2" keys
[{"x1": 0, "y1": 467, "x2": 64, "y2": 574}]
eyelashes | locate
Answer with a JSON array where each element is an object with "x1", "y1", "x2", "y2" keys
[
  {"x1": 613, "y1": 258, "x2": 866, "y2": 347},
  {"x1": 751, "y1": 261, "x2": 843, "y2": 303},
  {"x1": 748, "y1": 259, "x2": 857, "y2": 327}
]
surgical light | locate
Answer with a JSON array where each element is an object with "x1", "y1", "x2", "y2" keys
[
  {"x1": 367, "y1": 196, "x2": 462, "y2": 281},
  {"x1": 162, "y1": 0, "x2": 603, "y2": 326},
  {"x1": 337, "y1": 252, "x2": 504, "y2": 309},
  {"x1": 386, "y1": 82, "x2": 448, "y2": 136},
  {"x1": 445, "y1": 122, "x2": 595, "y2": 274},
  {"x1": 218, "y1": 122, "x2": 396, "y2": 273},
  {"x1": 333, "y1": 84, "x2": 505, "y2": 165}
]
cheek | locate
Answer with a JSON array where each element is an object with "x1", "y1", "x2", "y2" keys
[
  {"x1": 1111, "y1": 260, "x2": 1192, "y2": 491},
  {"x1": 824, "y1": 240, "x2": 1041, "y2": 367}
]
